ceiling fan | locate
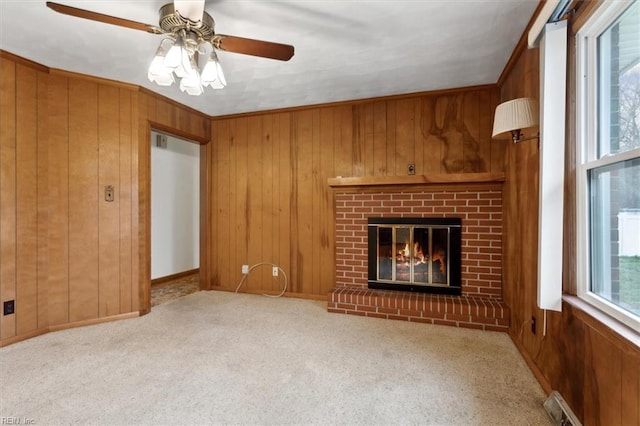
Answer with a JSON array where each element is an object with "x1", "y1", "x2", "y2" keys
[{"x1": 46, "y1": 0, "x2": 295, "y2": 95}]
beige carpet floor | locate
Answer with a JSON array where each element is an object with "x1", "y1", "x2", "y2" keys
[{"x1": 0, "y1": 291, "x2": 551, "y2": 425}]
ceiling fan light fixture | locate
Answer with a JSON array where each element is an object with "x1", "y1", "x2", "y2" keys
[
  {"x1": 163, "y1": 34, "x2": 184, "y2": 69},
  {"x1": 179, "y1": 75, "x2": 203, "y2": 95},
  {"x1": 148, "y1": 69, "x2": 175, "y2": 86},
  {"x1": 173, "y1": 47, "x2": 193, "y2": 78},
  {"x1": 148, "y1": 40, "x2": 175, "y2": 86},
  {"x1": 178, "y1": 54, "x2": 204, "y2": 95},
  {"x1": 46, "y1": 1, "x2": 295, "y2": 97},
  {"x1": 201, "y1": 50, "x2": 226, "y2": 89}
]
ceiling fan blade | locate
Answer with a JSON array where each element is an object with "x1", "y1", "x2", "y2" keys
[
  {"x1": 214, "y1": 35, "x2": 294, "y2": 61},
  {"x1": 46, "y1": 2, "x2": 161, "y2": 34},
  {"x1": 173, "y1": 0, "x2": 205, "y2": 23}
]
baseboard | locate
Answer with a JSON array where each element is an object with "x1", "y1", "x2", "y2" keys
[
  {"x1": 508, "y1": 329, "x2": 553, "y2": 395},
  {"x1": 0, "y1": 311, "x2": 140, "y2": 347},
  {"x1": 209, "y1": 286, "x2": 327, "y2": 301},
  {"x1": 0, "y1": 328, "x2": 49, "y2": 347},
  {"x1": 151, "y1": 268, "x2": 199, "y2": 285},
  {"x1": 49, "y1": 312, "x2": 140, "y2": 332}
]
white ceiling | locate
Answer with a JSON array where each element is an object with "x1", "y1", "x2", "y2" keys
[{"x1": 0, "y1": 0, "x2": 539, "y2": 117}]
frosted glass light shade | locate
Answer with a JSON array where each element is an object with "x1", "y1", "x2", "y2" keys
[
  {"x1": 148, "y1": 42, "x2": 175, "y2": 86},
  {"x1": 201, "y1": 54, "x2": 226, "y2": 89},
  {"x1": 492, "y1": 97, "x2": 539, "y2": 138}
]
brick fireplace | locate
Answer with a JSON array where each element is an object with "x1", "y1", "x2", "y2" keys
[{"x1": 327, "y1": 181, "x2": 509, "y2": 331}]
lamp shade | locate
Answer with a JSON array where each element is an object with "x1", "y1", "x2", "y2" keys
[{"x1": 492, "y1": 97, "x2": 539, "y2": 138}]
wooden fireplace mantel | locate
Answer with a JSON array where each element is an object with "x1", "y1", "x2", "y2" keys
[{"x1": 327, "y1": 173, "x2": 505, "y2": 190}]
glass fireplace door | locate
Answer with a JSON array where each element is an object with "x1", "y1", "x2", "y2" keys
[{"x1": 376, "y1": 226, "x2": 450, "y2": 286}]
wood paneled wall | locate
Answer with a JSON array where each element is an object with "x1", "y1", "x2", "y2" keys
[
  {"x1": 47, "y1": 72, "x2": 139, "y2": 326},
  {"x1": 208, "y1": 88, "x2": 502, "y2": 297},
  {"x1": 0, "y1": 52, "x2": 210, "y2": 344},
  {"x1": 0, "y1": 56, "x2": 141, "y2": 343},
  {"x1": 501, "y1": 3, "x2": 640, "y2": 424},
  {"x1": 1, "y1": 57, "x2": 49, "y2": 340}
]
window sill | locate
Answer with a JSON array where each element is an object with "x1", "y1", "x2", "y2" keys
[{"x1": 563, "y1": 295, "x2": 640, "y2": 351}]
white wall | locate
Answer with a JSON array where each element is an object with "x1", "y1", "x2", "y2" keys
[
  {"x1": 619, "y1": 210, "x2": 640, "y2": 256},
  {"x1": 151, "y1": 132, "x2": 200, "y2": 279}
]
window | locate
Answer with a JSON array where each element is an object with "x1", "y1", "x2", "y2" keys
[{"x1": 577, "y1": 0, "x2": 640, "y2": 331}]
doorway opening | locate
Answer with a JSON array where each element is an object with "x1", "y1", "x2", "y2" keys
[{"x1": 150, "y1": 130, "x2": 201, "y2": 306}]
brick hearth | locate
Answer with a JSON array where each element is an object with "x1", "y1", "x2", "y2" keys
[
  {"x1": 328, "y1": 185, "x2": 509, "y2": 331},
  {"x1": 328, "y1": 287, "x2": 510, "y2": 331}
]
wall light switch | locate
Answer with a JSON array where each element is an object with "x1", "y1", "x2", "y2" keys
[
  {"x1": 105, "y1": 185, "x2": 114, "y2": 202},
  {"x1": 241, "y1": 265, "x2": 249, "y2": 274}
]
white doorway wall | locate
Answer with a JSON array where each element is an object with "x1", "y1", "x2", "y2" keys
[{"x1": 151, "y1": 131, "x2": 200, "y2": 280}]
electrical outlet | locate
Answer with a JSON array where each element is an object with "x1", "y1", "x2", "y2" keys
[
  {"x1": 241, "y1": 264, "x2": 249, "y2": 274},
  {"x1": 531, "y1": 315, "x2": 537, "y2": 334},
  {"x1": 3, "y1": 300, "x2": 15, "y2": 316},
  {"x1": 407, "y1": 164, "x2": 415, "y2": 175},
  {"x1": 272, "y1": 266, "x2": 279, "y2": 277}
]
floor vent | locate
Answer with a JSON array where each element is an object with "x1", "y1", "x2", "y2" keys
[{"x1": 544, "y1": 391, "x2": 581, "y2": 426}]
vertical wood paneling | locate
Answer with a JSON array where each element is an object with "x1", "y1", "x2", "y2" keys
[
  {"x1": 199, "y1": 140, "x2": 212, "y2": 291},
  {"x1": 98, "y1": 85, "x2": 121, "y2": 317},
  {"x1": 36, "y1": 71, "x2": 49, "y2": 330},
  {"x1": 311, "y1": 109, "x2": 322, "y2": 295},
  {"x1": 292, "y1": 110, "x2": 313, "y2": 293},
  {"x1": 277, "y1": 113, "x2": 292, "y2": 291},
  {"x1": 234, "y1": 118, "x2": 248, "y2": 289},
  {"x1": 584, "y1": 327, "x2": 623, "y2": 425},
  {"x1": 441, "y1": 95, "x2": 465, "y2": 173},
  {"x1": 211, "y1": 121, "x2": 226, "y2": 286},
  {"x1": 137, "y1": 94, "x2": 155, "y2": 314},
  {"x1": 231, "y1": 119, "x2": 246, "y2": 289},
  {"x1": 0, "y1": 58, "x2": 17, "y2": 339},
  {"x1": 373, "y1": 102, "x2": 387, "y2": 175},
  {"x1": 319, "y1": 108, "x2": 335, "y2": 294},
  {"x1": 413, "y1": 99, "x2": 425, "y2": 175},
  {"x1": 0, "y1": 54, "x2": 211, "y2": 345},
  {"x1": 247, "y1": 116, "x2": 262, "y2": 289},
  {"x1": 68, "y1": 79, "x2": 99, "y2": 322},
  {"x1": 462, "y1": 91, "x2": 486, "y2": 172},
  {"x1": 15, "y1": 64, "x2": 39, "y2": 335},
  {"x1": 334, "y1": 106, "x2": 353, "y2": 177},
  {"x1": 420, "y1": 97, "x2": 439, "y2": 173},
  {"x1": 478, "y1": 89, "x2": 494, "y2": 173},
  {"x1": 490, "y1": 90, "x2": 507, "y2": 173},
  {"x1": 209, "y1": 87, "x2": 500, "y2": 299},
  {"x1": 394, "y1": 99, "x2": 414, "y2": 175},
  {"x1": 130, "y1": 92, "x2": 141, "y2": 311},
  {"x1": 262, "y1": 116, "x2": 275, "y2": 291},
  {"x1": 47, "y1": 74, "x2": 70, "y2": 326},
  {"x1": 621, "y1": 349, "x2": 640, "y2": 425},
  {"x1": 385, "y1": 101, "x2": 397, "y2": 175},
  {"x1": 119, "y1": 90, "x2": 132, "y2": 313},
  {"x1": 362, "y1": 103, "x2": 374, "y2": 176},
  {"x1": 352, "y1": 105, "x2": 365, "y2": 177},
  {"x1": 501, "y1": 9, "x2": 640, "y2": 425},
  {"x1": 156, "y1": 99, "x2": 171, "y2": 127}
]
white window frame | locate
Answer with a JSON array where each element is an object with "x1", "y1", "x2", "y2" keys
[{"x1": 576, "y1": 0, "x2": 640, "y2": 332}]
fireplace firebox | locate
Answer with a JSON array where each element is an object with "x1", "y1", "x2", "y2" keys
[{"x1": 367, "y1": 218, "x2": 462, "y2": 295}]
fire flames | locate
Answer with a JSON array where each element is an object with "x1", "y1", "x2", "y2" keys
[{"x1": 397, "y1": 242, "x2": 446, "y2": 274}]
